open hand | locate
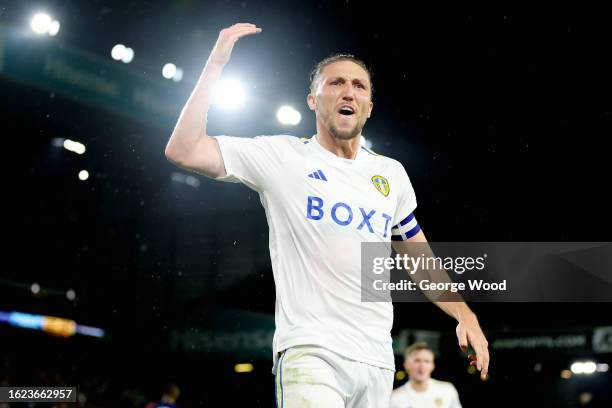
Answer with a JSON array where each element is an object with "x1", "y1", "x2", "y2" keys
[{"x1": 209, "y1": 23, "x2": 262, "y2": 67}]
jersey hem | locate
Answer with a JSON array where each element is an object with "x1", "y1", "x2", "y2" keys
[{"x1": 273, "y1": 338, "x2": 395, "y2": 372}]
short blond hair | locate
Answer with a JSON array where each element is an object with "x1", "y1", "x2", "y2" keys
[{"x1": 404, "y1": 342, "x2": 434, "y2": 360}]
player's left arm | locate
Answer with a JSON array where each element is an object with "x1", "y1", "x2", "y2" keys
[{"x1": 392, "y1": 230, "x2": 490, "y2": 380}]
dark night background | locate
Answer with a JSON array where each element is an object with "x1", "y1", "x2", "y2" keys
[{"x1": 1, "y1": 1, "x2": 611, "y2": 407}]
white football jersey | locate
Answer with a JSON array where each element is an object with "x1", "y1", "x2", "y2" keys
[
  {"x1": 215, "y1": 134, "x2": 419, "y2": 370},
  {"x1": 390, "y1": 379, "x2": 462, "y2": 408}
]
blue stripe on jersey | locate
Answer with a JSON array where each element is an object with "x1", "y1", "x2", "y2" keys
[
  {"x1": 318, "y1": 170, "x2": 327, "y2": 181},
  {"x1": 405, "y1": 224, "x2": 421, "y2": 239},
  {"x1": 391, "y1": 222, "x2": 421, "y2": 241},
  {"x1": 399, "y1": 213, "x2": 415, "y2": 227}
]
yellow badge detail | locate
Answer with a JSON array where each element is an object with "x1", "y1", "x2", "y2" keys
[
  {"x1": 371, "y1": 175, "x2": 390, "y2": 197},
  {"x1": 434, "y1": 397, "x2": 444, "y2": 407}
]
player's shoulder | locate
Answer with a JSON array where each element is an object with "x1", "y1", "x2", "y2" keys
[
  {"x1": 355, "y1": 142, "x2": 398, "y2": 164},
  {"x1": 252, "y1": 134, "x2": 310, "y2": 149},
  {"x1": 252, "y1": 134, "x2": 298, "y2": 143},
  {"x1": 361, "y1": 146, "x2": 406, "y2": 174},
  {"x1": 431, "y1": 378, "x2": 458, "y2": 392},
  {"x1": 389, "y1": 382, "x2": 409, "y2": 406},
  {"x1": 391, "y1": 381, "x2": 410, "y2": 395}
]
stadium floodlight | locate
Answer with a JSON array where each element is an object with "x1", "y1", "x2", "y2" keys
[
  {"x1": 172, "y1": 68, "x2": 183, "y2": 82},
  {"x1": 66, "y1": 289, "x2": 76, "y2": 301},
  {"x1": 31, "y1": 283, "x2": 41, "y2": 294},
  {"x1": 276, "y1": 105, "x2": 302, "y2": 126},
  {"x1": 571, "y1": 362, "x2": 584, "y2": 374},
  {"x1": 111, "y1": 44, "x2": 134, "y2": 63},
  {"x1": 30, "y1": 13, "x2": 61, "y2": 36},
  {"x1": 111, "y1": 44, "x2": 126, "y2": 60},
  {"x1": 78, "y1": 170, "x2": 89, "y2": 181},
  {"x1": 162, "y1": 63, "x2": 177, "y2": 79},
  {"x1": 184, "y1": 175, "x2": 200, "y2": 188},
  {"x1": 63, "y1": 139, "x2": 86, "y2": 155},
  {"x1": 121, "y1": 47, "x2": 134, "y2": 63},
  {"x1": 170, "y1": 172, "x2": 200, "y2": 188},
  {"x1": 581, "y1": 361, "x2": 597, "y2": 374},
  {"x1": 570, "y1": 361, "x2": 597, "y2": 375},
  {"x1": 48, "y1": 20, "x2": 60, "y2": 36},
  {"x1": 213, "y1": 79, "x2": 246, "y2": 109},
  {"x1": 30, "y1": 13, "x2": 51, "y2": 34}
]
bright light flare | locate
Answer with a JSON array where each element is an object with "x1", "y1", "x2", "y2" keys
[
  {"x1": 276, "y1": 105, "x2": 302, "y2": 125},
  {"x1": 213, "y1": 80, "x2": 246, "y2": 109},
  {"x1": 162, "y1": 63, "x2": 177, "y2": 79},
  {"x1": 63, "y1": 139, "x2": 86, "y2": 155},
  {"x1": 30, "y1": 13, "x2": 60, "y2": 36},
  {"x1": 111, "y1": 44, "x2": 134, "y2": 63},
  {"x1": 30, "y1": 13, "x2": 51, "y2": 34},
  {"x1": 571, "y1": 361, "x2": 597, "y2": 375}
]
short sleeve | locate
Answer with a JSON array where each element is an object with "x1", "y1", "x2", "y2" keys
[
  {"x1": 391, "y1": 163, "x2": 420, "y2": 241},
  {"x1": 214, "y1": 135, "x2": 283, "y2": 191}
]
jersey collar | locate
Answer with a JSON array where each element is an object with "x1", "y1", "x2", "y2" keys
[{"x1": 310, "y1": 135, "x2": 362, "y2": 165}]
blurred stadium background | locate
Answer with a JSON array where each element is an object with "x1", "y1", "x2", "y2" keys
[{"x1": 1, "y1": 1, "x2": 611, "y2": 406}]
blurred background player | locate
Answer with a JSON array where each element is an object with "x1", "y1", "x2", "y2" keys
[{"x1": 390, "y1": 343, "x2": 462, "y2": 408}]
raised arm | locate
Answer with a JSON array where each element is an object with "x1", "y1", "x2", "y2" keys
[
  {"x1": 164, "y1": 23, "x2": 262, "y2": 178},
  {"x1": 392, "y1": 230, "x2": 490, "y2": 379}
]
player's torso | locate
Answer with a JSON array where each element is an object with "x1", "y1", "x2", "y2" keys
[{"x1": 264, "y1": 138, "x2": 400, "y2": 243}]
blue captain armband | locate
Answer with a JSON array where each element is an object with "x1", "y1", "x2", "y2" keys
[{"x1": 390, "y1": 213, "x2": 421, "y2": 241}]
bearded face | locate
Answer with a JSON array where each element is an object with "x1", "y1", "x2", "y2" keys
[{"x1": 308, "y1": 60, "x2": 373, "y2": 142}]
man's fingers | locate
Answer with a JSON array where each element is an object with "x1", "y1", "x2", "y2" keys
[
  {"x1": 480, "y1": 347, "x2": 490, "y2": 379},
  {"x1": 466, "y1": 331, "x2": 483, "y2": 371},
  {"x1": 473, "y1": 338, "x2": 489, "y2": 378},
  {"x1": 226, "y1": 25, "x2": 261, "y2": 36},
  {"x1": 225, "y1": 23, "x2": 257, "y2": 31},
  {"x1": 234, "y1": 27, "x2": 262, "y2": 39},
  {"x1": 477, "y1": 335, "x2": 489, "y2": 379},
  {"x1": 210, "y1": 24, "x2": 261, "y2": 66},
  {"x1": 456, "y1": 325, "x2": 468, "y2": 352},
  {"x1": 457, "y1": 320, "x2": 490, "y2": 378},
  {"x1": 232, "y1": 22, "x2": 257, "y2": 28},
  {"x1": 225, "y1": 27, "x2": 262, "y2": 42}
]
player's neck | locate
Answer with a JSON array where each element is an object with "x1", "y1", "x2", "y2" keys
[
  {"x1": 315, "y1": 128, "x2": 361, "y2": 160},
  {"x1": 409, "y1": 378, "x2": 429, "y2": 393}
]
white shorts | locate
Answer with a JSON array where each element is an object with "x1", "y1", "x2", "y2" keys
[{"x1": 274, "y1": 345, "x2": 394, "y2": 407}]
